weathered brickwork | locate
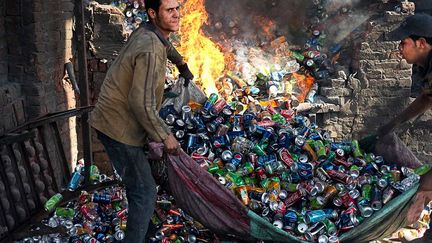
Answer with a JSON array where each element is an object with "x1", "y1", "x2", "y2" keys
[
  {"x1": 84, "y1": 2, "x2": 126, "y2": 173},
  {"x1": 2, "y1": 0, "x2": 78, "y2": 166},
  {"x1": 318, "y1": 12, "x2": 432, "y2": 161}
]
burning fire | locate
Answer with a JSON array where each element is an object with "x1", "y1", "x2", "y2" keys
[
  {"x1": 177, "y1": 0, "x2": 315, "y2": 103},
  {"x1": 292, "y1": 73, "x2": 315, "y2": 103},
  {"x1": 178, "y1": 0, "x2": 225, "y2": 95}
]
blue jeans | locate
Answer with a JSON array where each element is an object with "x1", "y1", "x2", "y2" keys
[{"x1": 97, "y1": 131, "x2": 157, "y2": 243}]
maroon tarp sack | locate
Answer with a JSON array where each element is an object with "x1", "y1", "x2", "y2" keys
[{"x1": 148, "y1": 131, "x2": 424, "y2": 242}]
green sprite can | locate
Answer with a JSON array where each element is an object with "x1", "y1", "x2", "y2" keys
[
  {"x1": 244, "y1": 176, "x2": 257, "y2": 186},
  {"x1": 314, "y1": 140, "x2": 327, "y2": 161},
  {"x1": 208, "y1": 163, "x2": 220, "y2": 174},
  {"x1": 253, "y1": 143, "x2": 266, "y2": 156},
  {"x1": 414, "y1": 164, "x2": 431, "y2": 176},
  {"x1": 350, "y1": 165, "x2": 360, "y2": 171},
  {"x1": 323, "y1": 218, "x2": 337, "y2": 236},
  {"x1": 214, "y1": 168, "x2": 227, "y2": 178},
  {"x1": 112, "y1": 201, "x2": 122, "y2": 211},
  {"x1": 45, "y1": 193, "x2": 63, "y2": 212},
  {"x1": 280, "y1": 171, "x2": 291, "y2": 181},
  {"x1": 55, "y1": 207, "x2": 74, "y2": 218},
  {"x1": 310, "y1": 197, "x2": 325, "y2": 210},
  {"x1": 281, "y1": 182, "x2": 299, "y2": 192},
  {"x1": 364, "y1": 153, "x2": 376, "y2": 163},
  {"x1": 361, "y1": 184, "x2": 372, "y2": 200},
  {"x1": 291, "y1": 50, "x2": 305, "y2": 62},
  {"x1": 151, "y1": 214, "x2": 162, "y2": 225},
  {"x1": 351, "y1": 140, "x2": 363, "y2": 158},
  {"x1": 89, "y1": 165, "x2": 100, "y2": 181},
  {"x1": 324, "y1": 151, "x2": 336, "y2": 164},
  {"x1": 260, "y1": 178, "x2": 271, "y2": 189}
]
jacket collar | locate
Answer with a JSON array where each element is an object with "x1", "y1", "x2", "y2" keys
[{"x1": 142, "y1": 22, "x2": 170, "y2": 47}]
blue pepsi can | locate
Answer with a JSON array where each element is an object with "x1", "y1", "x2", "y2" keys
[
  {"x1": 284, "y1": 210, "x2": 298, "y2": 224},
  {"x1": 227, "y1": 131, "x2": 247, "y2": 141},
  {"x1": 231, "y1": 153, "x2": 243, "y2": 167},
  {"x1": 257, "y1": 154, "x2": 277, "y2": 167},
  {"x1": 308, "y1": 132, "x2": 322, "y2": 141},
  {"x1": 68, "y1": 171, "x2": 82, "y2": 191},
  {"x1": 243, "y1": 113, "x2": 255, "y2": 128},
  {"x1": 95, "y1": 232, "x2": 105, "y2": 241},
  {"x1": 249, "y1": 125, "x2": 267, "y2": 135},
  {"x1": 297, "y1": 162, "x2": 314, "y2": 171},
  {"x1": 320, "y1": 161, "x2": 335, "y2": 171},
  {"x1": 191, "y1": 116, "x2": 206, "y2": 132},
  {"x1": 212, "y1": 135, "x2": 229, "y2": 148},
  {"x1": 361, "y1": 162, "x2": 379, "y2": 175},
  {"x1": 299, "y1": 169, "x2": 314, "y2": 180},
  {"x1": 290, "y1": 172, "x2": 301, "y2": 183},
  {"x1": 94, "y1": 224, "x2": 109, "y2": 233},
  {"x1": 206, "y1": 117, "x2": 223, "y2": 133},
  {"x1": 232, "y1": 115, "x2": 243, "y2": 131},
  {"x1": 92, "y1": 193, "x2": 112, "y2": 204},
  {"x1": 186, "y1": 134, "x2": 198, "y2": 152}
]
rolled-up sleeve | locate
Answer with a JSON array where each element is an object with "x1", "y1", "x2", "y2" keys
[{"x1": 128, "y1": 52, "x2": 171, "y2": 142}]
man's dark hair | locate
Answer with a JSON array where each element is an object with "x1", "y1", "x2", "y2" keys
[
  {"x1": 145, "y1": 0, "x2": 162, "y2": 14},
  {"x1": 410, "y1": 35, "x2": 432, "y2": 46}
]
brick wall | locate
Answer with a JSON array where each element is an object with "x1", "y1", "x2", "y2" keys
[
  {"x1": 2, "y1": 0, "x2": 78, "y2": 164},
  {"x1": 319, "y1": 12, "x2": 432, "y2": 162}
]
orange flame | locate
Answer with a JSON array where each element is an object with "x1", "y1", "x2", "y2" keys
[
  {"x1": 292, "y1": 73, "x2": 315, "y2": 102},
  {"x1": 177, "y1": 1, "x2": 314, "y2": 104},
  {"x1": 178, "y1": 0, "x2": 225, "y2": 95}
]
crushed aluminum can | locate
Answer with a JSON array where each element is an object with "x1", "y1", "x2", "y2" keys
[{"x1": 272, "y1": 220, "x2": 283, "y2": 229}]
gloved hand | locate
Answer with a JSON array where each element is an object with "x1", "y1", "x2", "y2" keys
[{"x1": 177, "y1": 63, "x2": 194, "y2": 87}]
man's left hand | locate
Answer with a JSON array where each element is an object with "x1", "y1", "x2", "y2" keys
[{"x1": 177, "y1": 63, "x2": 194, "y2": 87}]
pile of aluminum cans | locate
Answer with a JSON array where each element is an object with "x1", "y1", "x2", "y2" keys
[
  {"x1": 16, "y1": 165, "x2": 216, "y2": 243},
  {"x1": 161, "y1": 94, "x2": 426, "y2": 242},
  {"x1": 111, "y1": 0, "x2": 148, "y2": 32}
]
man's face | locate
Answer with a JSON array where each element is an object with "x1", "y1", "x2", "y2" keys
[
  {"x1": 398, "y1": 37, "x2": 422, "y2": 64},
  {"x1": 153, "y1": 0, "x2": 180, "y2": 37}
]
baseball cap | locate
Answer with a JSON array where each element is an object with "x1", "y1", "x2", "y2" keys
[{"x1": 387, "y1": 14, "x2": 432, "y2": 41}]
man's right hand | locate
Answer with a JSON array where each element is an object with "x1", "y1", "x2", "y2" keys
[{"x1": 163, "y1": 134, "x2": 180, "y2": 154}]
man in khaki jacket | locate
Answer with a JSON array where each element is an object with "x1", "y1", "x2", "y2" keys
[{"x1": 90, "y1": 0, "x2": 191, "y2": 241}]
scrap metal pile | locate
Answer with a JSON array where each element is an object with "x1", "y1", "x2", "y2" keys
[
  {"x1": 159, "y1": 94, "x2": 429, "y2": 242},
  {"x1": 15, "y1": 166, "x2": 218, "y2": 243}
]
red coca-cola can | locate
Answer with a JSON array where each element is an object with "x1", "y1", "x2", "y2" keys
[
  {"x1": 339, "y1": 192, "x2": 356, "y2": 208},
  {"x1": 278, "y1": 148, "x2": 295, "y2": 167},
  {"x1": 284, "y1": 190, "x2": 304, "y2": 207},
  {"x1": 257, "y1": 120, "x2": 276, "y2": 128},
  {"x1": 255, "y1": 167, "x2": 267, "y2": 180},
  {"x1": 327, "y1": 170, "x2": 354, "y2": 184}
]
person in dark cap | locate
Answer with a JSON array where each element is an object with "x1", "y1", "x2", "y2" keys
[{"x1": 378, "y1": 13, "x2": 432, "y2": 225}]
